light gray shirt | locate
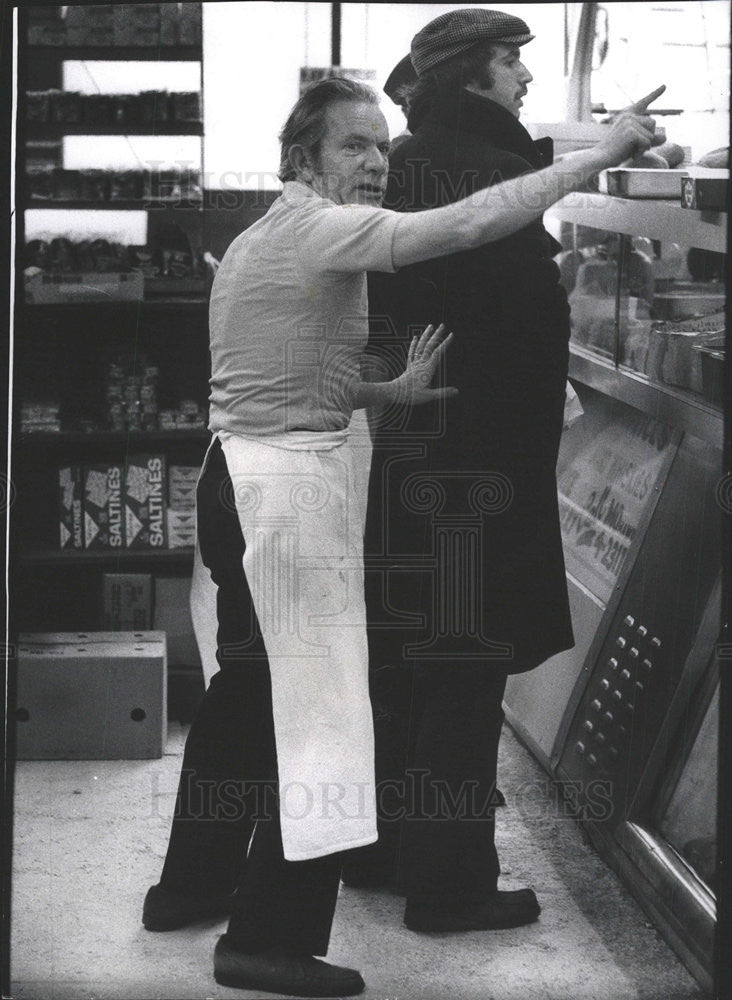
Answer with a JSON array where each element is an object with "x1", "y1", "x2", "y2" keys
[{"x1": 208, "y1": 181, "x2": 399, "y2": 436}]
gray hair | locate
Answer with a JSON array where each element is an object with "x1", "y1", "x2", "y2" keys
[{"x1": 278, "y1": 77, "x2": 380, "y2": 183}]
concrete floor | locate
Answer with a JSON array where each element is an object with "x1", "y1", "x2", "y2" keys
[{"x1": 10, "y1": 723, "x2": 709, "y2": 1000}]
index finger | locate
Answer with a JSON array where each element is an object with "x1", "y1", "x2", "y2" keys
[{"x1": 629, "y1": 84, "x2": 666, "y2": 113}]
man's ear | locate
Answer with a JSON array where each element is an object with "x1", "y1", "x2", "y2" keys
[{"x1": 289, "y1": 145, "x2": 313, "y2": 180}]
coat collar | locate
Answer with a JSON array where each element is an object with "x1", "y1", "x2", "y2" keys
[{"x1": 408, "y1": 86, "x2": 544, "y2": 169}]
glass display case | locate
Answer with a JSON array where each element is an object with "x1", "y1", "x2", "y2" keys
[
  {"x1": 546, "y1": 191, "x2": 726, "y2": 446},
  {"x1": 505, "y1": 187, "x2": 726, "y2": 991}
]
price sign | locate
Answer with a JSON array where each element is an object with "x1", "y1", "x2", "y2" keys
[{"x1": 558, "y1": 408, "x2": 675, "y2": 604}]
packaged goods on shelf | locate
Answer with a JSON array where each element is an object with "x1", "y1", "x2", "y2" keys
[
  {"x1": 25, "y1": 270, "x2": 144, "y2": 304},
  {"x1": 170, "y1": 92, "x2": 202, "y2": 122},
  {"x1": 146, "y1": 168, "x2": 202, "y2": 203},
  {"x1": 15, "y1": 631, "x2": 167, "y2": 760},
  {"x1": 52, "y1": 168, "x2": 83, "y2": 200},
  {"x1": 78, "y1": 170, "x2": 111, "y2": 203},
  {"x1": 21, "y1": 401, "x2": 60, "y2": 432},
  {"x1": 26, "y1": 91, "x2": 51, "y2": 122},
  {"x1": 58, "y1": 465, "x2": 83, "y2": 550},
  {"x1": 48, "y1": 91, "x2": 83, "y2": 125},
  {"x1": 82, "y1": 94, "x2": 114, "y2": 125},
  {"x1": 169, "y1": 483, "x2": 197, "y2": 509},
  {"x1": 109, "y1": 170, "x2": 146, "y2": 201},
  {"x1": 173, "y1": 400, "x2": 207, "y2": 430},
  {"x1": 83, "y1": 462, "x2": 125, "y2": 549},
  {"x1": 27, "y1": 7, "x2": 66, "y2": 45},
  {"x1": 102, "y1": 573, "x2": 152, "y2": 630},
  {"x1": 167, "y1": 509, "x2": 197, "y2": 549},
  {"x1": 645, "y1": 322, "x2": 724, "y2": 395},
  {"x1": 65, "y1": 4, "x2": 114, "y2": 46},
  {"x1": 178, "y1": 4, "x2": 202, "y2": 44},
  {"x1": 105, "y1": 354, "x2": 159, "y2": 432},
  {"x1": 136, "y1": 91, "x2": 171, "y2": 124},
  {"x1": 159, "y1": 3, "x2": 180, "y2": 45},
  {"x1": 169, "y1": 465, "x2": 200, "y2": 509},
  {"x1": 124, "y1": 454, "x2": 168, "y2": 549},
  {"x1": 26, "y1": 168, "x2": 54, "y2": 200},
  {"x1": 113, "y1": 3, "x2": 161, "y2": 46}
]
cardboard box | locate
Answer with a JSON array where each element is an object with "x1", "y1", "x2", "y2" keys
[
  {"x1": 167, "y1": 508, "x2": 196, "y2": 548},
  {"x1": 681, "y1": 172, "x2": 729, "y2": 212},
  {"x1": 15, "y1": 631, "x2": 167, "y2": 759},
  {"x1": 169, "y1": 465, "x2": 200, "y2": 484},
  {"x1": 103, "y1": 573, "x2": 153, "y2": 630},
  {"x1": 168, "y1": 483, "x2": 197, "y2": 510},
  {"x1": 169, "y1": 466, "x2": 200, "y2": 509},
  {"x1": 125, "y1": 454, "x2": 167, "y2": 549},
  {"x1": 83, "y1": 463, "x2": 125, "y2": 549},
  {"x1": 58, "y1": 464, "x2": 83, "y2": 550},
  {"x1": 154, "y1": 577, "x2": 201, "y2": 667}
]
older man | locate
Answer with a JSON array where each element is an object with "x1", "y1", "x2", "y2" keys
[
  {"x1": 142, "y1": 74, "x2": 658, "y2": 996},
  {"x1": 359, "y1": 9, "x2": 666, "y2": 934}
]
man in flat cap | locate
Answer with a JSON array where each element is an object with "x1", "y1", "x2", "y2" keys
[{"x1": 357, "y1": 8, "x2": 666, "y2": 933}]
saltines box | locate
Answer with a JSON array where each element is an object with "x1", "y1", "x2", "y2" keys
[
  {"x1": 58, "y1": 464, "x2": 83, "y2": 550},
  {"x1": 125, "y1": 454, "x2": 168, "y2": 549},
  {"x1": 83, "y1": 462, "x2": 125, "y2": 549}
]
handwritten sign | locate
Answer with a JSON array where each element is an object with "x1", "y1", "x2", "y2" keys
[{"x1": 558, "y1": 410, "x2": 674, "y2": 604}]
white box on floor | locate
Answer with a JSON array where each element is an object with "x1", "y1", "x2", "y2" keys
[{"x1": 15, "y1": 631, "x2": 167, "y2": 760}]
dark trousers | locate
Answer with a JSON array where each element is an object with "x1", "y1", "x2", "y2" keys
[
  {"x1": 366, "y1": 663, "x2": 508, "y2": 903},
  {"x1": 160, "y1": 437, "x2": 342, "y2": 955}
]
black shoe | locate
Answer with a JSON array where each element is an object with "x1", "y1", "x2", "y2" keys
[
  {"x1": 142, "y1": 883, "x2": 237, "y2": 931},
  {"x1": 213, "y1": 937, "x2": 365, "y2": 997},
  {"x1": 494, "y1": 787, "x2": 507, "y2": 807},
  {"x1": 404, "y1": 888, "x2": 540, "y2": 933}
]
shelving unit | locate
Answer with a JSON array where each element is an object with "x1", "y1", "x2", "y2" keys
[
  {"x1": 12, "y1": 4, "x2": 209, "y2": 639},
  {"x1": 27, "y1": 45, "x2": 203, "y2": 62},
  {"x1": 27, "y1": 122, "x2": 203, "y2": 138}
]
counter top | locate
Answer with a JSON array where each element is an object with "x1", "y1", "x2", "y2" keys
[{"x1": 546, "y1": 192, "x2": 727, "y2": 253}]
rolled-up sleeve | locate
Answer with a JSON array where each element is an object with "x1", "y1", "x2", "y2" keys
[{"x1": 295, "y1": 201, "x2": 400, "y2": 276}]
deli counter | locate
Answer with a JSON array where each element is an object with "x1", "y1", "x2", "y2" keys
[{"x1": 504, "y1": 187, "x2": 725, "y2": 990}]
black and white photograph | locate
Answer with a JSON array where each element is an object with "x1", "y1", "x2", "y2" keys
[{"x1": 2, "y1": 2, "x2": 730, "y2": 998}]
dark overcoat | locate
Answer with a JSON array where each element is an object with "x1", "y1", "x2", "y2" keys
[{"x1": 364, "y1": 86, "x2": 574, "y2": 674}]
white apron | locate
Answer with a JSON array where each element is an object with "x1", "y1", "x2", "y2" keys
[{"x1": 190, "y1": 430, "x2": 377, "y2": 862}]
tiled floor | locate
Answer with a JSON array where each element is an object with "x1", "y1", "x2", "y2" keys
[{"x1": 10, "y1": 723, "x2": 709, "y2": 1000}]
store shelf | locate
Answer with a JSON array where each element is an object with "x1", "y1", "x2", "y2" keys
[
  {"x1": 23, "y1": 295, "x2": 208, "y2": 311},
  {"x1": 26, "y1": 122, "x2": 203, "y2": 138},
  {"x1": 547, "y1": 192, "x2": 727, "y2": 253},
  {"x1": 568, "y1": 342, "x2": 723, "y2": 446},
  {"x1": 27, "y1": 45, "x2": 202, "y2": 62},
  {"x1": 26, "y1": 198, "x2": 203, "y2": 210},
  {"x1": 19, "y1": 547, "x2": 195, "y2": 566},
  {"x1": 19, "y1": 430, "x2": 209, "y2": 445}
]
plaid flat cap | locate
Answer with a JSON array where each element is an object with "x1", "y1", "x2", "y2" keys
[
  {"x1": 411, "y1": 8, "x2": 534, "y2": 76},
  {"x1": 384, "y1": 54, "x2": 417, "y2": 101}
]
